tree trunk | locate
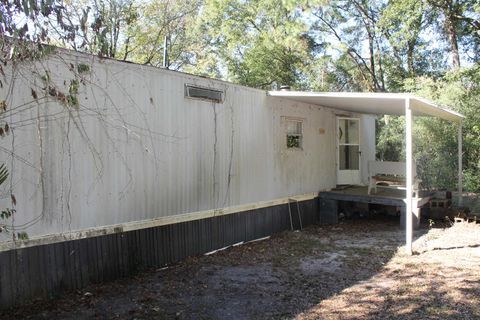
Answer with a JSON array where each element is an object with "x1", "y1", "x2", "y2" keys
[
  {"x1": 445, "y1": 15, "x2": 461, "y2": 70},
  {"x1": 368, "y1": 33, "x2": 376, "y2": 84},
  {"x1": 407, "y1": 42, "x2": 415, "y2": 76}
]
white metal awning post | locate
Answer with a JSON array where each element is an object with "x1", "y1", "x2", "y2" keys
[
  {"x1": 458, "y1": 123, "x2": 463, "y2": 206},
  {"x1": 405, "y1": 98, "x2": 413, "y2": 255}
]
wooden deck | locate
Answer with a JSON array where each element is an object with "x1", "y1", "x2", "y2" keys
[{"x1": 319, "y1": 185, "x2": 432, "y2": 208}]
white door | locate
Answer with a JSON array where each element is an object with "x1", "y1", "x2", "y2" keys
[{"x1": 337, "y1": 117, "x2": 361, "y2": 185}]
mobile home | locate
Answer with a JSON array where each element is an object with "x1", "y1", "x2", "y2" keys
[{"x1": 0, "y1": 48, "x2": 463, "y2": 307}]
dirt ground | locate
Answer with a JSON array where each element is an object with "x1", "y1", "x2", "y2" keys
[{"x1": 2, "y1": 217, "x2": 480, "y2": 320}]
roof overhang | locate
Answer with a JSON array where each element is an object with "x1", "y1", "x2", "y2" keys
[{"x1": 267, "y1": 91, "x2": 464, "y2": 123}]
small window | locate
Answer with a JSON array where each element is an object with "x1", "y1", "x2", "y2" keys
[
  {"x1": 185, "y1": 84, "x2": 223, "y2": 103},
  {"x1": 285, "y1": 118, "x2": 303, "y2": 149}
]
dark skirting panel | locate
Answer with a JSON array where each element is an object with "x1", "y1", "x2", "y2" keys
[{"x1": 0, "y1": 198, "x2": 319, "y2": 308}]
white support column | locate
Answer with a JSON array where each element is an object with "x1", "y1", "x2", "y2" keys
[
  {"x1": 458, "y1": 122, "x2": 463, "y2": 206},
  {"x1": 405, "y1": 98, "x2": 413, "y2": 255}
]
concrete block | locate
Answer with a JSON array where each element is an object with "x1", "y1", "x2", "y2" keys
[
  {"x1": 319, "y1": 199, "x2": 338, "y2": 224},
  {"x1": 400, "y1": 206, "x2": 421, "y2": 229}
]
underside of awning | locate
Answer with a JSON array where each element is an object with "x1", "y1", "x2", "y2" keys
[{"x1": 267, "y1": 91, "x2": 464, "y2": 123}]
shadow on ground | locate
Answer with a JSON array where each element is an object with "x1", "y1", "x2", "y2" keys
[{"x1": 2, "y1": 217, "x2": 479, "y2": 319}]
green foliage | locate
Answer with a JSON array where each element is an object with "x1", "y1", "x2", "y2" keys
[
  {"x1": 309, "y1": 0, "x2": 389, "y2": 92},
  {"x1": 68, "y1": 0, "x2": 140, "y2": 58},
  {"x1": 377, "y1": 0, "x2": 437, "y2": 85},
  {"x1": 376, "y1": 116, "x2": 405, "y2": 162},
  {"x1": 400, "y1": 65, "x2": 480, "y2": 191},
  {"x1": 0, "y1": 164, "x2": 16, "y2": 234},
  {"x1": 40, "y1": 71, "x2": 51, "y2": 84},
  {"x1": 426, "y1": 0, "x2": 480, "y2": 68},
  {"x1": 17, "y1": 232, "x2": 28, "y2": 240},
  {"x1": 0, "y1": 208, "x2": 15, "y2": 220},
  {"x1": 69, "y1": 79, "x2": 79, "y2": 95},
  {"x1": 77, "y1": 63, "x2": 90, "y2": 74},
  {"x1": 125, "y1": 0, "x2": 201, "y2": 68},
  {"x1": 194, "y1": 0, "x2": 315, "y2": 88},
  {"x1": 414, "y1": 117, "x2": 458, "y2": 190},
  {"x1": 287, "y1": 135, "x2": 301, "y2": 148},
  {"x1": 64, "y1": 79, "x2": 81, "y2": 108}
]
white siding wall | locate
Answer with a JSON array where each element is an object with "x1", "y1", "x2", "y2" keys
[{"x1": 0, "y1": 50, "x2": 343, "y2": 240}]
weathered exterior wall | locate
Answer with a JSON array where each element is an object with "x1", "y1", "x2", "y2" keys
[{"x1": 0, "y1": 49, "x2": 340, "y2": 241}]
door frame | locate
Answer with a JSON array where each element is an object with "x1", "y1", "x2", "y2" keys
[{"x1": 336, "y1": 117, "x2": 362, "y2": 185}]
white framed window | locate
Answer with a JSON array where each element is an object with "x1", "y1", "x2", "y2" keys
[{"x1": 285, "y1": 118, "x2": 303, "y2": 149}]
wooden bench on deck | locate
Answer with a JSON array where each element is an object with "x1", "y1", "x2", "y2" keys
[{"x1": 367, "y1": 161, "x2": 421, "y2": 196}]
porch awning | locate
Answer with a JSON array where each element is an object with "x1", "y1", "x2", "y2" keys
[
  {"x1": 267, "y1": 91, "x2": 464, "y2": 123},
  {"x1": 268, "y1": 90, "x2": 464, "y2": 255}
]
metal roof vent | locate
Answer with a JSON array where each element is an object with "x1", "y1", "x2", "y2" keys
[{"x1": 185, "y1": 84, "x2": 223, "y2": 103}]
